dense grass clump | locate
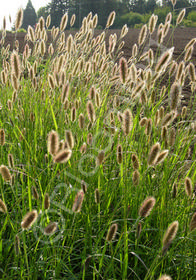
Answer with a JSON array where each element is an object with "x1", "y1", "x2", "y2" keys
[{"x1": 0, "y1": 4, "x2": 196, "y2": 280}]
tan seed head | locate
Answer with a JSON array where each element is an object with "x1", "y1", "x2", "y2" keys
[
  {"x1": 106, "y1": 223, "x2": 118, "y2": 242},
  {"x1": 139, "y1": 196, "x2": 156, "y2": 218},
  {"x1": 21, "y1": 210, "x2": 38, "y2": 230}
]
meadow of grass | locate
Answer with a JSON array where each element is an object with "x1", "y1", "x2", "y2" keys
[{"x1": 0, "y1": 4, "x2": 196, "y2": 280}]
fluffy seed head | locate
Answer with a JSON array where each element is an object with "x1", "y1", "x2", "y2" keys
[
  {"x1": 10, "y1": 51, "x2": 21, "y2": 79},
  {"x1": 129, "y1": 63, "x2": 137, "y2": 82},
  {"x1": 28, "y1": 26, "x2": 35, "y2": 41},
  {"x1": 120, "y1": 24, "x2": 128, "y2": 39},
  {"x1": 54, "y1": 149, "x2": 72, "y2": 163},
  {"x1": 181, "y1": 106, "x2": 187, "y2": 119},
  {"x1": 81, "y1": 180, "x2": 87, "y2": 194},
  {"x1": 106, "y1": 11, "x2": 116, "y2": 28},
  {"x1": 66, "y1": 34, "x2": 73, "y2": 53},
  {"x1": 48, "y1": 43, "x2": 54, "y2": 55},
  {"x1": 136, "y1": 222, "x2": 142, "y2": 239},
  {"x1": 48, "y1": 74, "x2": 55, "y2": 90},
  {"x1": 0, "y1": 199, "x2": 7, "y2": 213},
  {"x1": 154, "y1": 150, "x2": 169, "y2": 165},
  {"x1": 132, "y1": 44, "x2": 138, "y2": 58},
  {"x1": 163, "y1": 21, "x2": 170, "y2": 37},
  {"x1": 96, "y1": 150, "x2": 105, "y2": 166},
  {"x1": 159, "y1": 106, "x2": 165, "y2": 120},
  {"x1": 139, "y1": 196, "x2": 156, "y2": 218},
  {"x1": 184, "y1": 46, "x2": 193, "y2": 62},
  {"x1": 15, "y1": 8, "x2": 23, "y2": 30},
  {"x1": 8, "y1": 153, "x2": 14, "y2": 168},
  {"x1": 147, "y1": 142, "x2": 161, "y2": 166},
  {"x1": 40, "y1": 40, "x2": 46, "y2": 56},
  {"x1": 172, "y1": 182, "x2": 178, "y2": 199},
  {"x1": 95, "y1": 92, "x2": 100, "y2": 108},
  {"x1": 165, "y1": 12, "x2": 172, "y2": 23},
  {"x1": 171, "y1": 0, "x2": 176, "y2": 6},
  {"x1": 1, "y1": 70, "x2": 7, "y2": 85},
  {"x1": 155, "y1": 48, "x2": 174, "y2": 73},
  {"x1": 87, "y1": 133, "x2": 93, "y2": 145},
  {"x1": 0, "y1": 165, "x2": 11, "y2": 182},
  {"x1": 145, "y1": 118, "x2": 152, "y2": 136},
  {"x1": 106, "y1": 223, "x2": 118, "y2": 242},
  {"x1": 168, "y1": 128, "x2": 175, "y2": 146},
  {"x1": 14, "y1": 235, "x2": 20, "y2": 255},
  {"x1": 149, "y1": 14, "x2": 157, "y2": 34},
  {"x1": 161, "y1": 111, "x2": 176, "y2": 127},
  {"x1": 162, "y1": 221, "x2": 179, "y2": 252},
  {"x1": 89, "y1": 86, "x2": 96, "y2": 100},
  {"x1": 161, "y1": 126, "x2": 167, "y2": 142},
  {"x1": 189, "y1": 62, "x2": 195, "y2": 82},
  {"x1": 70, "y1": 14, "x2": 76, "y2": 27},
  {"x1": 60, "y1": 13, "x2": 68, "y2": 32},
  {"x1": 123, "y1": 108, "x2": 133, "y2": 136},
  {"x1": 87, "y1": 101, "x2": 95, "y2": 123},
  {"x1": 21, "y1": 210, "x2": 38, "y2": 230},
  {"x1": 11, "y1": 74, "x2": 19, "y2": 91},
  {"x1": 185, "y1": 38, "x2": 196, "y2": 51},
  {"x1": 119, "y1": 57, "x2": 128, "y2": 84},
  {"x1": 44, "y1": 193, "x2": 50, "y2": 210},
  {"x1": 44, "y1": 222, "x2": 58, "y2": 235},
  {"x1": 47, "y1": 130, "x2": 59, "y2": 156},
  {"x1": 190, "y1": 212, "x2": 196, "y2": 232},
  {"x1": 46, "y1": 15, "x2": 51, "y2": 29},
  {"x1": 72, "y1": 190, "x2": 84, "y2": 213},
  {"x1": 170, "y1": 83, "x2": 181, "y2": 111},
  {"x1": 94, "y1": 188, "x2": 100, "y2": 204},
  {"x1": 176, "y1": 61, "x2": 184, "y2": 81},
  {"x1": 154, "y1": 111, "x2": 160, "y2": 126},
  {"x1": 32, "y1": 186, "x2": 39, "y2": 200},
  {"x1": 169, "y1": 61, "x2": 177, "y2": 77},
  {"x1": 92, "y1": 14, "x2": 98, "y2": 28},
  {"x1": 176, "y1": 9, "x2": 186, "y2": 25},
  {"x1": 39, "y1": 17, "x2": 45, "y2": 32},
  {"x1": 138, "y1": 24, "x2": 147, "y2": 46},
  {"x1": 61, "y1": 82, "x2": 69, "y2": 102},
  {"x1": 131, "y1": 154, "x2": 139, "y2": 170},
  {"x1": 139, "y1": 117, "x2": 148, "y2": 127},
  {"x1": 117, "y1": 144, "x2": 123, "y2": 164},
  {"x1": 0, "y1": 129, "x2": 5, "y2": 146},
  {"x1": 79, "y1": 113, "x2": 85, "y2": 129},
  {"x1": 133, "y1": 170, "x2": 140, "y2": 185},
  {"x1": 185, "y1": 177, "x2": 192, "y2": 197},
  {"x1": 65, "y1": 130, "x2": 74, "y2": 149}
]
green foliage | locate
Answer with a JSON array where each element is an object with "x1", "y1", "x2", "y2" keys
[
  {"x1": 130, "y1": 0, "x2": 147, "y2": 14},
  {"x1": 16, "y1": 28, "x2": 26, "y2": 33},
  {"x1": 120, "y1": 12, "x2": 144, "y2": 27},
  {"x1": 21, "y1": 0, "x2": 37, "y2": 29},
  {"x1": 35, "y1": 0, "x2": 159, "y2": 29},
  {"x1": 187, "y1": 10, "x2": 196, "y2": 22},
  {"x1": 134, "y1": 22, "x2": 144, "y2": 28},
  {"x1": 48, "y1": 0, "x2": 68, "y2": 28},
  {"x1": 37, "y1": 6, "x2": 50, "y2": 21},
  {"x1": 183, "y1": 18, "x2": 196, "y2": 26},
  {"x1": 154, "y1": 6, "x2": 171, "y2": 24}
]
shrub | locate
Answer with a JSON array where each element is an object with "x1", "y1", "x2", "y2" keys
[
  {"x1": 16, "y1": 28, "x2": 26, "y2": 33},
  {"x1": 187, "y1": 10, "x2": 196, "y2": 22},
  {"x1": 120, "y1": 12, "x2": 144, "y2": 27}
]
